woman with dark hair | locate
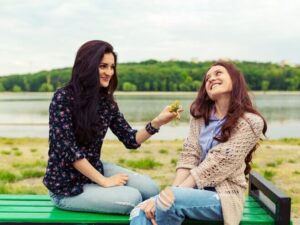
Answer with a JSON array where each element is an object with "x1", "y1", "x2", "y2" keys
[
  {"x1": 43, "y1": 40, "x2": 182, "y2": 214},
  {"x1": 130, "y1": 61, "x2": 267, "y2": 225}
]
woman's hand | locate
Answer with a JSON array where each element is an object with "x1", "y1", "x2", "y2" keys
[
  {"x1": 101, "y1": 173, "x2": 128, "y2": 187},
  {"x1": 140, "y1": 198, "x2": 156, "y2": 220},
  {"x1": 151, "y1": 106, "x2": 184, "y2": 128}
]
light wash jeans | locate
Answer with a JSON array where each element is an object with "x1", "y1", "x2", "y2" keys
[
  {"x1": 49, "y1": 161, "x2": 159, "y2": 215},
  {"x1": 130, "y1": 187, "x2": 223, "y2": 225}
]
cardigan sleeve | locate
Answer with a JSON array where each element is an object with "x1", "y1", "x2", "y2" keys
[
  {"x1": 49, "y1": 89, "x2": 86, "y2": 164},
  {"x1": 190, "y1": 114, "x2": 264, "y2": 189},
  {"x1": 176, "y1": 116, "x2": 201, "y2": 169}
]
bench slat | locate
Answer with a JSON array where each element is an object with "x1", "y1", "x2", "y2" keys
[
  {"x1": 0, "y1": 212, "x2": 129, "y2": 223},
  {"x1": 0, "y1": 200, "x2": 53, "y2": 206},
  {"x1": 0, "y1": 195, "x2": 49, "y2": 201},
  {"x1": 0, "y1": 206, "x2": 267, "y2": 215},
  {"x1": 0, "y1": 213, "x2": 274, "y2": 224}
]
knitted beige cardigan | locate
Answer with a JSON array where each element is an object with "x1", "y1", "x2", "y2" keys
[{"x1": 177, "y1": 112, "x2": 264, "y2": 225}]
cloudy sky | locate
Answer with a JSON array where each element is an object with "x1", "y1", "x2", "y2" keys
[{"x1": 0, "y1": 0, "x2": 299, "y2": 76}]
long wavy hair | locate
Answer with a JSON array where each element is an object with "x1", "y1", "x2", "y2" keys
[
  {"x1": 66, "y1": 40, "x2": 118, "y2": 145},
  {"x1": 190, "y1": 61, "x2": 267, "y2": 176}
]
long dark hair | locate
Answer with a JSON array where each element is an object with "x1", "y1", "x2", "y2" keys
[
  {"x1": 190, "y1": 61, "x2": 267, "y2": 176},
  {"x1": 66, "y1": 40, "x2": 118, "y2": 145}
]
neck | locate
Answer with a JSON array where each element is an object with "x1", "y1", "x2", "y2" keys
[{"x1": 214, "y1": 96, "x2": 230, "y2": 119}]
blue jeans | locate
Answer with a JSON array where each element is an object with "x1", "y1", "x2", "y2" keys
[
  {"x1": 130, "y1": 187, "x2": 223, "y2": 225},
  {"x1": 49, "y1": 161, "x2": 159, "y2": 214}
]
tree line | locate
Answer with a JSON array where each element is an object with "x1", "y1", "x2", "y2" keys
[{"x1": 0, "y1": 60, "x2": 299, "y2": 92}]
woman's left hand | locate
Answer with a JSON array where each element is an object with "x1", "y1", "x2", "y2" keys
[
  {"x1": 140, "y1": 198, "x2": 156, "y2": 220},
  {"x1": 152, "y1": 106, "x2": 184, "y2": 128}
]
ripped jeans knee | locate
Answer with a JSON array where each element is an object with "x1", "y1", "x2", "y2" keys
[{"x1": 156, "y1": 187, "x2": 175, "y2": 211}]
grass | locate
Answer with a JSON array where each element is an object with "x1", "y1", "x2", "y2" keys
[
  {"x1": 0, "y1": 170, "x2": 18, "y2": 182},
  {"x1": 293, "y1": 170, "x2": 300, "y2": 175},
  {"x1": 21, "y1": 169, "x2": 45, "y2": 179},
  {"x1": 263, "y1": 170, "x2": 277, "y2": 181},
  {"x1": 1, "y1": 150, "x2": 11, "y2": 155},
  {"x1": 159, "y1": 149, "x2": 169, "y2": 154},
  {"x1": 119, "y1": 158, "x2": 162, "y2": 169},
  {"x1": 170, "y1": 158, "x2": 177, "y2": 166},
  {"x1": 12, "y1": 160, "x2": 47, "y2": 169},
  {"x1": 30, "y1": 148, "x2": 38, "y2": 153},
  {"x1": 0, "y1": 137, "x2": 300, "y2": 220}
]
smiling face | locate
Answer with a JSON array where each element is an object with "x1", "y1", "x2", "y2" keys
[
  {"x1": 98, "y1": 53, "x2": 115, "y2": 87},
  {"x1": 205, "y1": 65, "x2": 233, "y2": 101}
]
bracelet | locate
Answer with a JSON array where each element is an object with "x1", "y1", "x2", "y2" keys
[{"x1": 145, "y1": 122, "x2": 160, "y2": 135}]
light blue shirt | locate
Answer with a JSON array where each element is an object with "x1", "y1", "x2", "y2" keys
[{"x1": 199, "y1": 113, "x2": 226, "y2": 161}]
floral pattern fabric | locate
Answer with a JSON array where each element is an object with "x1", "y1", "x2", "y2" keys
[{"x1": 43, "y1": 88, "x2": 140, "y2": 196}]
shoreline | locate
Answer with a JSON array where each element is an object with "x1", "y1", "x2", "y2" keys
[
  {"x1": 1, "y1": 136, "x2": 300, "y2": 142},
  {"x1": 0, "y1": 91, "x2": 300, "y2": 96}
]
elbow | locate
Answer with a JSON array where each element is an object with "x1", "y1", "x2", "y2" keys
[{"x1": 125, "y1": 143, "x2": 141, "y2": 149}]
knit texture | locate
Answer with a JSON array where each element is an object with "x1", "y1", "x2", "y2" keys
[{"x1": 177, "y1": 113, "x2": 264, "y2": 225}]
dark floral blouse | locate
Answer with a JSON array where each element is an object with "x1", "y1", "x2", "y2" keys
[{"x1": 43, "y1": 88, "x2": 140, "y2": 196}]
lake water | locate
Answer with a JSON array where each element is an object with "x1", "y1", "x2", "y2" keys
[{"x1": 0, "y1": 92, "x2": 299, "y2": 139}]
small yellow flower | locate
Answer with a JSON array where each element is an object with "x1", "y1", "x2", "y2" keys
[{"x1": 169, "y1": 100, "x2": 181, "y2": 112}]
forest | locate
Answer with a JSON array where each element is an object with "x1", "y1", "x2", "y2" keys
[{"x1": 0, "y1": 60, "x2": 299, "y2": 92}]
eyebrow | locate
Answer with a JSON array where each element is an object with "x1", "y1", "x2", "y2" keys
[{"x1": 99, "y1": 63, "x2": 115, "y2": 66}]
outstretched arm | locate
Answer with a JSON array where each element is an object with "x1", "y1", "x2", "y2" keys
[{"x1": 135, "y1": 106, "x2": 183, "y2": 144}]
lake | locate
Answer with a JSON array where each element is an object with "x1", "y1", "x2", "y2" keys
[{"x1": 0, "y1": 92, "x2": 299, "y2": 139}]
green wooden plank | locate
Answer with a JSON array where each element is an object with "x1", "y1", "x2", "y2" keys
[
  {"x1": 0, "y1": 194, "x2": 50, "y2": 201},
  {"x1": 0, "y1": 200, "x2": 53, "y2": 206},
  {"x1": 0, "y1": 205, "x2": 269, "y2": 216},
  {"x1": 183, "y1": 220, "x2": 223, "y2": 224},
  {"x1": 0, "y1": 212, "x2": 130, "y2": 223},
  {"x1": 245, "y1": 197, "x2": 256, "y2": 202},
  {"x1": 241, "y1": 214, "x2": 274, "y2": 222},
  {"x1": 242, "y1": 207, "x2": 270, "y2": 215},
  {"x1": 0, "y1": 206, "x2": 55, "y2": 212},
  {"x1": 244, "y1": 201, "x2": 261, "y2": 208}
]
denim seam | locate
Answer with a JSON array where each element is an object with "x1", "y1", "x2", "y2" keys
[{"x1": 177, "y1": 203, "x2": 221, "y2": 211}]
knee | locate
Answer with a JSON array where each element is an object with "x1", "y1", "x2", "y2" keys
[
  {"x1": 138, "y1": 176, "x2": 160, "y2": 200},
  {"x1": 156, "y1": 187, "x2": 175, "y2": 211},
  {"x1": 145, "y1": 181, "x2": 160, "y2": 199},
  {"x1": 117, "y1": 189, "x2": 143, "y2": 214}
]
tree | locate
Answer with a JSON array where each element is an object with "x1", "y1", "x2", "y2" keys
[
  {"x1": 261, "y1": 80, "x2": 270, "y2": 91},
  {"x1": 285, "y1": 77, "x2": 300, "y2": 91},
  {"x1": 144, "y1": 82, "x2": 151, "y2": 91},
  {"x1": 12, "y1": 85, "x2": 22, "y2": 92},
  {"x1": 152, "y1": 81, "x2": 159, "y2": 91},
  {"x1": 169, "y1": 82, "x2": 178, "y2": 91},
  {"x1": 122, "y1": 82, "x2": 137, "y2": 91},
  {"x1": 0, "y1": 83, "x2": 5, "y2": 92},
  {"x1": 39, "y1": 83, "x2": 54, "y2": 92},
  {"x1": 191, "y1": 81, "x2": 201, "y2": 91},
  {"x1": 1, "y1": 60, "x2": 300, "y2": 92}
]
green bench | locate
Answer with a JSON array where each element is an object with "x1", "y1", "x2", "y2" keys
[{"x1": 0, "y1": 172, "x2": 293, "y2": 225}]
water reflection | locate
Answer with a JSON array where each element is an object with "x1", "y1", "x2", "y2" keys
[{"x1": 0, "y1": 92, "x2": 299, "y2": 138}]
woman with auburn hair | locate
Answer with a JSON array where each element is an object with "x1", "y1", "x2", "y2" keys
[
  {"x1": 130, "y1": 61, "x2": 267, "y2": 225},
  {"x1": 43, "y1": 40, "x2": 182, "y2": 215}
]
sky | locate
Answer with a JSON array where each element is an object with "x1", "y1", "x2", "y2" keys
[{"x1": 0, "y1": 0, "x2": 299, "y2": 76}]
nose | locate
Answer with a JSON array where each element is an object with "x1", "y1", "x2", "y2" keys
[
  {"x1": 208, "y1": 75, "x2": 216, "y2": 83},
  {"x1": 104, "y1": 67, "x2": 114, "y2": 76}
]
